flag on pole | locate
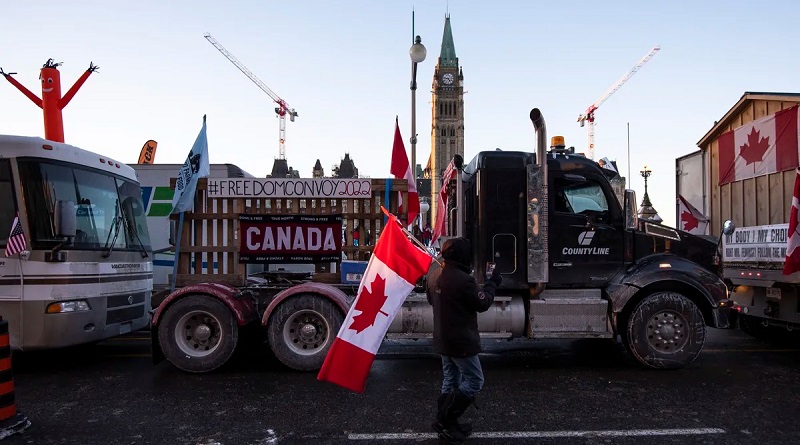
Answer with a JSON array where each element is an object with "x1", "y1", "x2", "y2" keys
[
  {"x1": 430, "y1": 160, "x2": 457, "y2": 245},
  {"x1": 784, "y1": 168, "x2": 800, "y2": 275},
  {"x1": 677, "y1": 195, "x2": 709, "y2": 235},
  {"x1": 172, "y1": 116, "x2": 210, "y2": 214},
  {"x1": 318, "y1": 209, "x2": 432, "y2": 392},
  {"x1": 5, "y1": 213, "x2": 26, "y2": 257},
  {"x1": 390, "y1": 118, "x2": 420, "y2": 225}
]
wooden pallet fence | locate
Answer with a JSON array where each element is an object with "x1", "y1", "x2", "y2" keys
[{"x1": 169, "y1": 177, "x2": 410, "y2": 287}]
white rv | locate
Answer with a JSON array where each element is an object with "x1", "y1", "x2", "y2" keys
[{"x1": 0, "y1": 135, "x2": 153, "y2": 349}]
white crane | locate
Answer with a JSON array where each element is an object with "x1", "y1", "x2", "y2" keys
[
  {"x1": 577, "y1": 45, "x2": 660, "y2": 160},
  {"x1": 204, "y1": 32, "x2": 298, "y2": 160}
]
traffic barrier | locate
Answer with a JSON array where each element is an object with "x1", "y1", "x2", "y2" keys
[{"x1": 0, "y1": 317, "x2": 30, "y2": 439}]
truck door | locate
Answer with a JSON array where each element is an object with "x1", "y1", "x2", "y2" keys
[{"x1": 549, "y1": 174, "x2": 624, "y2": 288}]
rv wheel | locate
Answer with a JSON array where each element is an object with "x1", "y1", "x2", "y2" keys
[
  {"x1": 267, "y1": 294, "x2": 343, "y2": 371},
  {"x1": 625, "y1": 291, "x2": 705, "y2": 369},
  {"x1": 158, "y1": 295, "x2": 238, "y2": 373}
]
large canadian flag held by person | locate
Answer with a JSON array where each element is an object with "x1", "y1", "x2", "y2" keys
[
  {"x1": 718, "y1": 105, "x2": 799, "y2": 185},
  {"x1": 317, "y1": 210, "x2": 432, "y2": 392},
  {"x1": 677, "y1": 194, "x2": 709, "y2": 235}
]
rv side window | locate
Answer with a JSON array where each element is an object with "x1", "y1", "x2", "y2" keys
[{"x1": 0, "y1": 160, "x2": 16, "y2": 246}]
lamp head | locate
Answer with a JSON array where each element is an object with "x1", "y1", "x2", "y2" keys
[{"x1": 410, "y1": 35, "x2": 427, "y2": 63}]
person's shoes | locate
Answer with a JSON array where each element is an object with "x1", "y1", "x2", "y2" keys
[
  {"x1": 436, "y1": 393, "x2": 473, "y2": 436},
  {"x1": 432, "y1": 420, "x2": 466, "y2": 443}
]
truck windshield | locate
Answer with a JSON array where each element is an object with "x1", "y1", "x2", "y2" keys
[{"x1": 19, "y1": 159, "x2": 152, "y2": 251}]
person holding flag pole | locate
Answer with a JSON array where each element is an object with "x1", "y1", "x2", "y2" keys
[
  {"x1": 169, "y1": 115, "x2": 210, "y2": 292},
  {"x1": 427, "y1": 237, "x2": 502, "y2": 443}
]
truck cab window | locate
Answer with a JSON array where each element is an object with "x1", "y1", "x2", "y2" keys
[
  {"x1": 0, "y1": 160, "x2": 17, "y2": 246},
  {"x1": 554, "y1": 179, "x2": 609, "y2": 215}
]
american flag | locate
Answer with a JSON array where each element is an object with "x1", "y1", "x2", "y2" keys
[{"x1": 5, "y1": 213, "x2": 26, "y2": 257}]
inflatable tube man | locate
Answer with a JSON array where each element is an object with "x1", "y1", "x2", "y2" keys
[{"x1": 0, "y1": 59, "x2": 98, "y2": 143}]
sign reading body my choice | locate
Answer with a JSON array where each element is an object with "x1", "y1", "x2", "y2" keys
[
  {"x1": 239, "y1": 214, "x2": 343, "y2": 264},
  {"x1": 207, "y1": 178, "x2": 372, "y2": 199},
  {"x1": 722, "y1": 223, "x2": 789, "y2": 262}
]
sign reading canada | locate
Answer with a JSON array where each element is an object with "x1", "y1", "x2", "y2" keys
[
  {"x1": 239, "y1": 214, "x2": 343, "y2": 263},
  {"x1": 207, "y1": 178, "x2": 372, "y2": 199}
]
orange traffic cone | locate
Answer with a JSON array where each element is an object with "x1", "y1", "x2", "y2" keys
[{"x1": 0, "y1": 317, "x2": 30, "y2": 439}]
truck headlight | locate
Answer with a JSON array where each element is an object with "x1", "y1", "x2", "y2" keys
[{"x1": 46, "y1": 300, "x2": 91, "y2": 314}]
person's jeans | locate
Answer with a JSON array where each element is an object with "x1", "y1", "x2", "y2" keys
[{"x1": 440, "y1": 354, "x2": 484, "y2": 398}]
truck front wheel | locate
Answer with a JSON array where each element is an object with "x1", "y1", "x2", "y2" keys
[
  {"x1": 625, "y1": 291, "x2": 705, "y2": 369},
  {"x1": 157, "y1": 295, "x2": 239, "y2": 373},
  {"x1": 267, "y1": 294, "x2": 343, "y2": 371}
]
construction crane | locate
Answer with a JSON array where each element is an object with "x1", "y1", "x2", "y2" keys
[
  {"x1": 577, "y1": 45, "x2": 660, "y2": 160},
  {"x1": 204, "y1": 32, "x2": 297, "y2": 160}
]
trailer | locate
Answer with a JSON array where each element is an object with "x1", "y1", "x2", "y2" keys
[
  {"x1": 152, "y1": 108, "x2": 737, "y2": 373},
  {"x1": 689, "y1": 92, "x2": 800, "y2": 337}
]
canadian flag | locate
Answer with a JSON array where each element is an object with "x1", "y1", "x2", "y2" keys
[
  {"x1": 677, "y1": 195, "x2": 709, "y2": 235},
  {"x1": 390, "y1": 118, "x2": 420, "y2": 225},
  {"x1": 783, "y1": 168, "x2": 800, "y2": 275},
  {"x1": 718, "y1": 105, "x2": 800, "y2": 185},
  {"x1": 317, "y1": 211, "x2": 432, "y2": 392}
]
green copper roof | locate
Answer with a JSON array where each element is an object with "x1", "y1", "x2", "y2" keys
[{"x1": 439, "y1": 15, "x2": 457, "y2": 68}]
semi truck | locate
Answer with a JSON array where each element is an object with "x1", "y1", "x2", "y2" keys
[
  {"x1": 151, "y1": 108, "x2": 737, "y2": 373},
  {"x1": 0, "y1": 135, "x2": 153, "y2": 349},
  {"x1": 685, "y1": 92, "x2": 800, "y2": 337}
]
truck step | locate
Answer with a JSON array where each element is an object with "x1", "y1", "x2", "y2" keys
[
  {"x1": 538, "y1": 289, "x2": 603, "y2": 299},
  {"x1": 530, "y1": 297, "x2": 610, "y2": 336}
]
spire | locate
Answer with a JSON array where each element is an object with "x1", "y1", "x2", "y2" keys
[{"x1": 439, "y1": 14, "x2": 457, "y2": 68}]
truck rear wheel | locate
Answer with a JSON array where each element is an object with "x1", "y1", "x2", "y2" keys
[
  {"x1": 267, "y1": 294, "x2": 343, "y2": 371},
  {"x1": 158, "y1": 295, "x2": 238, "y2": 373},
  {"x1": 625, "y1": 291, "x2": 705, "y2": 369}
]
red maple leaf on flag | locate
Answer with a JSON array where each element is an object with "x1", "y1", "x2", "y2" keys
[
  {"x1": 348, "y1": 274, "x2": 389, "y2": 334},
  {"x1": 739, "y1": 127, "x2": 771, "y2": 165},
  {"x1": 681, "y1": 210, "x2": 699, "y2": 232}
]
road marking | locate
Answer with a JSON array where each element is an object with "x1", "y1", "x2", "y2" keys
[
  {"x1": 348, "y1": 428, "x2": 726, "y2": 440},
  {"x1": 704, "y1": 348, "x2": 799, "y2": 353}
]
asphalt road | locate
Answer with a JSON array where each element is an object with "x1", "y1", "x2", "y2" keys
[{"x1": 3, "y1": 328, "x2": 799, "y2": 445}]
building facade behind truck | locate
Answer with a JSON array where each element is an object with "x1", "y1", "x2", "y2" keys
[
  {"x1": 150, "y1": 108, "x2": 736, "y2": 374},
  {"x1": 688, "y1": 92, "x2": 800, "y2": 336},
  {"x1": 0, "y1": 135, "x2": 153, "y2": 349}
]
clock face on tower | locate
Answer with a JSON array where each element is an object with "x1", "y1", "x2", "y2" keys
[{"x1": 443, "y1": 73, "x2": 454, "y2": 85}]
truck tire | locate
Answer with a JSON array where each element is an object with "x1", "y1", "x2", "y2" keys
[
  {"x1": 157, "y1": 295, "x2": 238, "y2": 373},
  {"x1": 625, "y1": 291, "x2": 705, "y2": 369},
  {"x1": 267, "y1": 294, "x2": 343, "y2": 371}
]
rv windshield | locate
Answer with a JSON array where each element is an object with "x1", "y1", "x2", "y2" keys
[{"x1": 19, "y1": 159, "x2": 152, "y2": 251}]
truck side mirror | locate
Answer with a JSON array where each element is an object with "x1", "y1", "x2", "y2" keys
[
  {"x1": 722, "y1": 220, "x2": 735, "y2": 236},
  {"x1": 623, "y1": 189, "x2": 638, "y2": 230},
  {"x1": 54, "y1": 200, "x2": 77, "y2": 238}
]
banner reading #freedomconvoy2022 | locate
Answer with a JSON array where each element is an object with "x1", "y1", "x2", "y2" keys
[{"x1": 238, "y1": 214, "x2": 343, "y2": 264}]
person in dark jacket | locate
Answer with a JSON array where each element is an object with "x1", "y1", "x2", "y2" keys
[{"x1": 426, "y1": 237, "x2": 501, "y2": 443}]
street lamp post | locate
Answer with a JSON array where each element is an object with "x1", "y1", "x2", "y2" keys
[{"x1": 409, "y1": 35, "x2": 427, "y2": 181}]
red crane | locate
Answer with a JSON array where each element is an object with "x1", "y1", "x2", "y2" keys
[
  {"x1": 577, "y1": 45, "x2": 660, "y2": 160},
  {"x1": 204, "y1": 33, "x2": 298, "y2": 160}
]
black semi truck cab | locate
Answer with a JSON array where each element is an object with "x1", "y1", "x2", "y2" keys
[{"x1": 422, "y1": 108, "x2": 737, "y2": 369}]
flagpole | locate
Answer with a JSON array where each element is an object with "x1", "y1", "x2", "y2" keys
[
  {"x1": 381, "y1": 206, "x2": 441, "y2": 266},
  {"x1": 170, "y1": 212, "x2": 184, "y2": 293}
]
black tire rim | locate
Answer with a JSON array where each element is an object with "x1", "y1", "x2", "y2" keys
[{"x1": 645, "y1": 309, "x2": 689, "y2": 353}]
